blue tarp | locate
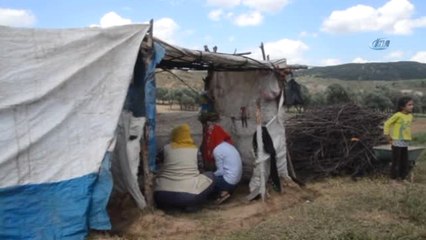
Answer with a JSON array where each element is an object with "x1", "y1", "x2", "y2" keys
[
  {"x1": 124, "y1": 42, "x2": 165, "y2": 172},
  {"x1": 0, "y1": 155, "x2": 113, "y2": 240},
  {"x1": 145, "y1": 43, "x2": 165, "y2": 172}
]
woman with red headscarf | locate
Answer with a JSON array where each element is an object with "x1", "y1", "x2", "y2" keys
[{"x1": 202, "y1": 123, "x2": 242, "y2": 204}]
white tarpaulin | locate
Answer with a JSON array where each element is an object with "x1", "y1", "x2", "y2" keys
[
  {"x1": 209, "y1": 71, "x2": 290, "y2": 182},
  {"x1": 0, "y1": 24, "x2": 149, "y2": 239},
  {"x1": 112, "y1": 111, "x2": 147, "y2": 209},
  {"x1": 0, "y1": 24, "x2": 148, "y2": 187}
]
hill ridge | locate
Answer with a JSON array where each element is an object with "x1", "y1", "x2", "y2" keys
[{"x1": 296, "y1": 61, "x2": 426, "y2": 81}]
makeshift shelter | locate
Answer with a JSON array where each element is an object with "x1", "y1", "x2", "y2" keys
[
  {"x1": 155, "y1": 39, "x2": 306, "y2": 199},
  {"x1": 0, "y1": 24, "x2": 162, "y2": 239},
  {"x1": 0, "y1": 23, "x2": 305, "y2": 239}
]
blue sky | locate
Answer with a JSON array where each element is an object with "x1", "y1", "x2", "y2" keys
[{"x1": 1, "y1": 0, "x2": 426, "y2": 66}]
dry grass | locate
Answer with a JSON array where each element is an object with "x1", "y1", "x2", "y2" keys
[
  {"x1": 90, "y1": 156, "x2": 426, "y2": 240},
  {"x1": 223, "y1": 155, "x2": 426, "y2": 240}
]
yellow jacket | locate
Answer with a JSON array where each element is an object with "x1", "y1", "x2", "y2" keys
[{"x1": 383, "y1": 112, "x2": 413, "y2": 141}]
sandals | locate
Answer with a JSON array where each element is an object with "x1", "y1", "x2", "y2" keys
[{"x1": 215, "y1": 191, "x2": 231, "y2": 205}]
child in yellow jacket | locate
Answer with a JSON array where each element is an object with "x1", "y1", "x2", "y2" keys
[{"x1": 384, "y1": 96, "x2": 414, "y2": 180}]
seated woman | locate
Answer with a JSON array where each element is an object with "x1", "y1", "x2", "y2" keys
[
  {"x1": 154, "y1": 124, "x2": 214, "y2": 211},
  {"x1": 202, "y1": 123, "x2": 242, "y2": 204}
]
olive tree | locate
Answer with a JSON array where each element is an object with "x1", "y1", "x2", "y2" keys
[{"x1": 325, "y1": 83, "x2": 351, "y2": 104}]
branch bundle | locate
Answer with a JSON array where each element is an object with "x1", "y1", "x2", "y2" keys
[{"x1": 286, "y1": 104, "x2": 387, "y2": 180}]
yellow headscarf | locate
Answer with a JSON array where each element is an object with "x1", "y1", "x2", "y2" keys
[{"x1": 170, "y1": 124, "x2": 197, "y2": 149}]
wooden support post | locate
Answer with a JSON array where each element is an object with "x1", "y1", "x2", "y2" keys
[
  {"x1": 255, "y1": 99, "x2": 267, "y2": 202},
  {"x1": 260, "y1": 42, "x2": 266, "y2": 61},
  {"x1": 141, "y1": 123, "x2": 155, "y2": 208},
  {"x1": 149, "y1": 19, "x2": 154, "y2": 48},
  {"x1": 141, "y1": 19, "x2": 155, "y2": 208}
]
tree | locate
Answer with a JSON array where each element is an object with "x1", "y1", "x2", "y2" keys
[
  {"x1": 165, "y1": 89, "x2": 177, "y2": 108},
  {"x1": 325, "y1": 83, "x2": 351, "y2": 104},
  {"x1": 420, "y1": 95, "x2": 426, "y2": 113},
  {"x1": 350, "y1": 90, "x2": 366, "y2": 105},
  {"x1": 156, "y1": 87, "x2": 169, "y2": 104},
  {"x1": 310, "y1": 92, "x2": 326, "y2": 107},
  {"x1": 362, "y1": 92, "x2": 393, "y2": 111},
  {"x1": 168, "y1": 88, "x2": 200, "y2": 111},
  {"x1": 181, "y1": 88, "x2": 200, "y2": 105},
  {"x1": 300, "y1": 84, "x2": 311, "y2": 107},
  {"x1": 180, "y1": 94, "x2": 196, "y2": 110},
  {"x1": 411, "y1": 95, "x2": 422, "y2": 113}
]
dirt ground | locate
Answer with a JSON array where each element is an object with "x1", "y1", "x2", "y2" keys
[
  {"x1": 412, "y1": 117, "x2": 426, "y2": 133},
  {"x1": 156, "y1": 105, "x2": 203, "y2": 151},
  {"x1": 92, "y1": 182, "x2": 317, "y2": 240}
]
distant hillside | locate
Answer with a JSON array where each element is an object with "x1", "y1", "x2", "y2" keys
[
  {"x1": 296, "y1": 61, "x2": 426, "y2": 81},
  {"x1": 156, "y1": 70, "x2": 205, "y2": 90}
]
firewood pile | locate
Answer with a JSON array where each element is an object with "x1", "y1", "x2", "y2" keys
[{"x1": 286, "y1": 104, "x2": 388, "y2": 181}]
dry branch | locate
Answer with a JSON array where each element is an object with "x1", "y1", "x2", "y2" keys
[{"x1": 286, "y1": 104, "x2": 387, "y2": 181}]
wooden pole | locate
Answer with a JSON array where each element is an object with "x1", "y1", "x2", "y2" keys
[
  {"x1": 255, "y1": 99, "x2": 267, "y2": 202},
  {"x1": 260, "y1": 42, "x2": 266, "y2": 60},
  {"x1": 142, "y1": 19, "x2": 155, "y2": 208},
  {"x1": 149, "y1": 19, "x2": 154, "y2": 48},
  {"x1": 141, "y1": 124, "x2": 154, "y2": 207}
]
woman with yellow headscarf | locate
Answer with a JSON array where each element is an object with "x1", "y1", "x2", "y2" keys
[{"x1": 154, "y1": 124, "x2": 214, "y2": 211}]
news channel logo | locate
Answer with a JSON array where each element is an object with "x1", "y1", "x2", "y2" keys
[{"x1": 370, "y1": 38, "x2": 390, "y2": 50}]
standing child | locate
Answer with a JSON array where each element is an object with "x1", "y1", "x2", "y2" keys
[{"x1": 383, "y1": 96, "x2": 414, "y2": 181}]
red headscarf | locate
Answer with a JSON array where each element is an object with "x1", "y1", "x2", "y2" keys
[{"x1": 202, "y1": 124, "x2": 234, "y2": 163}]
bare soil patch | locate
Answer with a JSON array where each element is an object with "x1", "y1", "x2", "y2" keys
[
  {"x1": 413, "y1": 117, "x2": 426, "y2": 133},
  {"x1": 94, "y1": 184, "x2": 318, "y2": 240}
]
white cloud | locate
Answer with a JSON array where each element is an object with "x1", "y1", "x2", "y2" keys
[
  {"x1": 154, "y1": 18, "x2": 179, "y2": 43},
  {"x1": 208, "y1": 9, "x2": 223, "y2": 21},
  {"x1": 410, "y1": 16, "x2": 426, "y2": 28},
  {"x1": 92, "y1": 13, "x2": 179, "y2": 43},
  {"x1": 207, "y1": 0, "x2": 289, "y2": 12},
  {"x1": 321, "y1": 58, "x2": 342, "y2": 66},
  {"x1": 233, "y1": 11, "x2": 263, "y2": 26},
  {"x1": 242, "y1": 0, "x2": 290, "y2": 13},
  {"x1": 0, "y1": 8, "x2": 36, "y2": 27},
  {"x1": 100, "y1": 12, "x2": 132, "y2": 27},
  {"x1": 91, "y1": 12, "x2": 132, "y2": 28},
  {"x1": 228, "y1": 36, "x2": 235, "y2": 42},
  {"x1": 249, "y1": 38, "x2": 309, "y2": 64},
  {"x1": 207, "y1": 0, "x2": 241, "y2": 8},
  {"x1": 322, "y1": 0, "x2": 426, "y2": 35},
  {"x1": 385, "y1": 50, "x2": 405, "y2": 60},
  {"x1": 226, "y1": 12, "x2": 235, "y2": 18},
  {"x1": 299, "y1": 31, "x2": 318, "y2": 38},
  {"x1": 206, "y1": 0, "x2": 290, "y2": 27},
  {"x1": 352, "y1": 57, "x2": 369, "y2": 63},
  {"x1": 410, "y1": 51, "x2": 426, "y2": 63}
]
